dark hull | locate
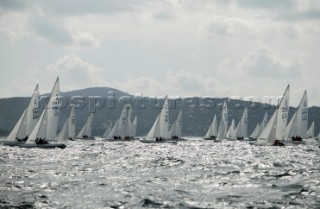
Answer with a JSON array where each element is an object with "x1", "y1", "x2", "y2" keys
[
  {"x1": 0, "y1": 141, "x2": 25, "y2": 146},
  {"x1": 204, "y1": 138, "x2": 221, "y2": 142},
  {"x1": 169, "y1": 138, "x2": 187, "y2": 142},
  {"x1": 139, "y1": 139, "x2": 178, "y2": 145},
  {"x1": 0, "y1": 141, "x2": 66, "y2": 149},
  {"x1": 104, "y1": 137, "x2": 138, "y2": 142},
  {"x1": 75, "y1": 137, "x2": 95, "y2": 140}
]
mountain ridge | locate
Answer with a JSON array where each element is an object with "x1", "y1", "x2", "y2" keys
[{"x1": 0, "y1": 87, "x2": 319, "y2": 137}]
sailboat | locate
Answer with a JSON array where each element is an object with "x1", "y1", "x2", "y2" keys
[
  {"x1": 225, "y1": 118, "x2": 236, "y2": 140},
  {"x1": 140, "y1": 96, "x2": 173, "y2": 143},
  {"x1": 204, "y1": 115, "x2": 218, "y2": 140},
  {"x1": 254, "y1": 85, "x2": 290, "y2": 146},
  {"x1": 235, "y1": 107, "x2": 248, "y2": 140},
  {"x1": 57, "y1": 105, "x2": 76, "y2": 141},
  {"x1": 283, "y1": 90, "x2": 308, "y2": 143},
  {"x1": 249, "y1": 123, "x2": 261, "y2": 140},
  {"x1": 249, "y1": 112, "x2": 268, "y2": 140},
  {"x1": 216, "y1": 101, "x2": 228, "y2": 141},
  {"x1": 76, "y1": 113, "x2": 94, "y2": 140},
  {"x1": 124, "y1": 105, "x2": 137, "y2": 139},
  {"x1": 104, "y1": 105, "x2": 137, "y2": 141},
  {"x1": 0, "y1": 85, "x2": 39, "y2": 146},
  {"x1": 132, "y1": 116, "x2": 137, "y2": 137},
  {"x1": 307, "y1": 121, "x2": 315, "y2": 138},
  {"x1": 259, "y1": 112, "x2": 269, "y2": 135},
  {"x1": 17, "y1": 77, "x2": 66, "y2": 149},
  {"x1": 169, "y1": 110, "x2": 185, "y2": 141},
  {"x1": 102, "y1": 121, "x2": 113, "y2": 138}
]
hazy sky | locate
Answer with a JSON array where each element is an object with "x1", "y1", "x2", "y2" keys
[{"x1": 0, "y1": 0, "x2": 319, "y2": 106}]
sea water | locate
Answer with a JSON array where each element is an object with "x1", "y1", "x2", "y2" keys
[{"x1": 0, "y1": 139, "x2": 319, "y2": 208}]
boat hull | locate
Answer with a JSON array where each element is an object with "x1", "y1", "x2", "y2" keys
[
  {"x1": 0, "y1": 141, "x2": 66, "y2": 149},
  {"x1": 139, "y1": 138, "x2": 178, "y2": 144},
  {"x1": 0, "y1": 140, "x2": 25, "y2": 146},
  {"x1": 104, "y1": 138, "x2": 137, "y2": 142},
  {"x1": 75, "y1": 137, "x2": 95, "y2": 140}
]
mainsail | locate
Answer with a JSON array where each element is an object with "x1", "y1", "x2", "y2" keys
[
  {"x1": 146, "y1": 97, "x2": 170, "y2": 139},
  {"x1": 28, "y1": 77, "x2": 60, "y2": 142},
  {"x1": 205, "y1": 115, "x2": 218, "y2": 139},
  {"x1": 170, "y1": 110, "x2": 182, "y2": 138},
  {"x1": 7, "y1": 85, "x2": 39, "y2": 140},
  {"x1": 217, "y1": 101, "x2": 228, "y2": 140},
  {"x1": 77, "y1": 113, "x2": 94, "y2": 138},
  {"x1": 284, "y1": 90, "x2": 308, "y2": 139},
  {"x1": 235, "y1": 107, "x2": 248, "y2": 138},
  {"x1": 58, "y1": 105, "x2": 76, "y2": 141},
  {"x1": 307, "y1": 121, "x2": 315, "y2": 138},
  {"x1": 257, "y1": 85, "x2": 290, "y2": 145}
]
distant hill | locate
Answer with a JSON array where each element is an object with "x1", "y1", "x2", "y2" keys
[
  {"x1": 60, "y1": 87, "x2": 131, "y2": 98},
  {"x1": 42, "y1": 87, "x2": 131, "y2": 98},
  {"x1": 0, "y1": 87, "x2": 319, "y2": 137}
]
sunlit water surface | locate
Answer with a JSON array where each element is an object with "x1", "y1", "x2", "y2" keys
[{"x1": 1, "y1": 138, "x2": 320, "y2": 209}]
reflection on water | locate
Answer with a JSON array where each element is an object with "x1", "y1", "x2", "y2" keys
[{"x1": 0, "y1": 139, "x2": 320, "y2": 208}]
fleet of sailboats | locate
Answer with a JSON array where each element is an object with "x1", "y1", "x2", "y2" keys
[
  {"x1": 104, "y1": 105, "x2": 137, "y2": 141},
  {"x1": 1, "y1": 81, "x2": 319, "y2": 148}
]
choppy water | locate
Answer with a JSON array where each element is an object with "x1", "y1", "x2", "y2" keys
[{"x1": 0, "y1": 139, "x2": 320, "y2": 209}]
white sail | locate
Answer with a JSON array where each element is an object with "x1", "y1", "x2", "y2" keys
[
  {"x1": 102, "y1": 121, "x2": 113, "y2": 138},
  {"x1": 28, "y1": 78, "x2": 61, "y2": 142},
  {"x1": 285, "y1": 112, "x2": 297, "y2": 139},
  {"x1": 170, "y1": 110, "x2": 182, "y2": 138},
  {"x1": 7, "y1": 85, "x2": 39, "y2": 140},
  {"x1": 7, "y1": 109, "x2": 27, "y2": 140},
  {"x1": 146, "y1": 115, "x2": 160, "y2": 138},
  {"x1": 217, "y1": 101, "x2": 228, "y2": 140},
  {"x1": 106, "y1": 105, "x2": 136, "y2": 138},
  {"x1": 159, "y1": 97, "x2": 170, "y2": 138},
  {"x1": 285, "y1": 90, "x2": 308, "y2": 139},
  {"x1": 250, "y1": 123, "x2": 261, "y2": 139},
  {"x1": 275, "y1": 85, "x2": 290, "y2": 140},
  {"x1": 259, "y1": 112, "x2": 268, "y2": 135},
  {"x1": 28, "y1": 108, "x2": 46, "y2": 143},
  {"x1": 307, "y1": 121, "x2": 315, "y2": 138},
  {"x1": 226, "y1": 118, "x2": 236, "y2": 139},
  {"x1": 296, "y1": 90, "x2": 308, "y2": 138},
  {"x1": 257, "y1": 110, "x2": 278, "y2": 145},
  {"x1": 205, "y1": 115, "x2": 218, "y2": 138},
  {"x1": 107, "y1": 119, "x2": 120, "y2": 138},
  {"x1": 58, "y1": 106, "x2": 76, "y2": 141},
  {"x1": 125, "y1": 105, "x2": 136, "y2": 137},
  {"x1": 146, "y1": 97, "x2": 170, "y2": 139},
  {"x1": 77, "y1": 113, "x2": 94, "y2": 138},
  {"x1": 256, "y1": 85, "x2": 290, "y2": 145},
  {"x1": 118, "y1": 106, "x2": 128, "y2": 137},
  {"x1": 235, "y1": 107, "x2": 248, "y2": 138},
  {"x1": 132, "y1": 116, "x2": 137, "y2": 137}
]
